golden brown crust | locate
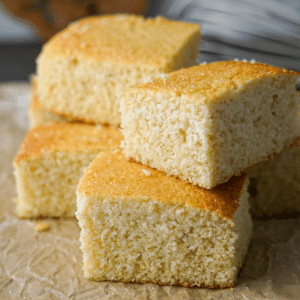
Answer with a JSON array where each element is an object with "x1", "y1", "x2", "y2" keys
[
  {"x1": 14, "y1": 123, "x2": 123, "y2": 164},
  {"x1": 125, "y1": 60, "x2": 300, "y2": 102},
  {"x1": 38, "y1": 14, "x2": 200, "y2": 68},
  {"x1": 77, "y1": 152, "x2": 247, "y2": 220}
]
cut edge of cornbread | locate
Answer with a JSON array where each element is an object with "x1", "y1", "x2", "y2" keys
[
  {"x1": 13, "y1": 123, "x2": 122, "y2": 218},
  {"x1": 121, "y1": 60, "x2": 300, "y2": 188},
  {"x1": 76, "y1": 152, "x2": 253, "y2": 288}
]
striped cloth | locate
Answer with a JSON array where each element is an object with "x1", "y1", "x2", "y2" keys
[{"x1": 155, "y1": 0, "x2": 300, "y2": 71}]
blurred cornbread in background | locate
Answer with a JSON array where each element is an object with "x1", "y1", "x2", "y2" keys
[{"x1": 36, "y1": 14, "x2": 201, "y2": 125}]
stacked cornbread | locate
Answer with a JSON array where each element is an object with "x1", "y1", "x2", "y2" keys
[
  {"x1": 78, "y1": 59, "x2": 300, "y2": 288},
  {"x1": 77, "y1": 59, "x2": 297, "y2": 287},
  {"x1": 14, "y1": 14, "x2": 201, "y2": 218},
  {"x1": 12, "y1": 11, "x2": 300, "y2": 289}
]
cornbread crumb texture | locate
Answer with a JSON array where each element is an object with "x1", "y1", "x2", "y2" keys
[
  {"x1": 13, "y1": 124, "x2": 122, "y2": 218},
  {"x1": 76, "y1": 152, "x2": 252, "y2": 288},
  {"x1": 36, "y1": 15, "x2": 200, "y2": 125},
  {"x1": 247, "y1": 144, "x2": 300, "y2": 216},
  {"x1": 121, "y1": 60, "x2": 300, "y2": 188},
  {"x1": 14, "y1": 123, "x2": 122, "y2": 164}
]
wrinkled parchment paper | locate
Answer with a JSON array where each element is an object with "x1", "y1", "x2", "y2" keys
[{"x1": 1, "y1": 82, "x2": 300, "y2": 300}]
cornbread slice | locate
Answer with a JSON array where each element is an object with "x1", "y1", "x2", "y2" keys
[
  {"x1": 29, "y1": 80, "x2": 76, "y2": 128},
  {"x1": 14, "y1": 123, "x2": 122, "y2": 218},
  {"x1": 247, "y1": 141, "x2": 300, "y2": 217},
  {"x1": 121, "y1": 60, "x2": 300, "y2": 188},
  {"x1": 36, "y1": 14, "x2": 200, "y2": 126},
  {"x1": 76, "y1": 152, "x2": 253, "y2": 288}
]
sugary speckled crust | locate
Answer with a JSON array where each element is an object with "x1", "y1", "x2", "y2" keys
[
  {"x1": 14, "y1": 123, "x2": 123, "y2": 164},
  {"x1": 77, "y1": 152, "x2": 248, "y2": 220},
  {"x1": 125, "y1": 60, "x2": 300, "y2": 102},
  {"x1": 38, "y1": 14, "x2": 200, "y2": 68}
]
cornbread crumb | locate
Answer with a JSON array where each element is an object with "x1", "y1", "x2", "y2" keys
[
  {"x1": 121, "y1": 60, "x2": 300, "y2": 188},
  {"x1": 76, "y1": 152, "x2": 253, "y2": 288},
  {"x1": 160, "y1": 73, "x2": 168, "y2": 83},
  {"x1": 142, "y1": 169, "x2": 151, "y2": 176},
  {"x1": 34, "y1": 222, "x2": 49, "y2": 232}
]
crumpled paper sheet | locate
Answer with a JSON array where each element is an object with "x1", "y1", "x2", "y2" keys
[{"x1": 1, "y1": 82, "x2": 300, "y2": 300}]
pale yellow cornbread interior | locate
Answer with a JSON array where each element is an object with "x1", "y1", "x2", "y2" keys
[
  {"x1": 14, "y1": 123, "x2": 123, "y2": 218},
  {"x1": 121, "y1": 60, "x2": 300, "y2": 188},
  {"x1": 76, "y1": 152, "x2": 253, "y2": 288}
]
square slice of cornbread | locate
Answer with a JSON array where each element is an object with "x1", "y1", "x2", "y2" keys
[
  {"x1": 121, "y1": 60, "x2": 300, "y2": 188},
  {"x1": 13, "y1": 123, "x2": 122, "y2": 218},
  {"x1": 76, "y1": 152, "x2": 252, "y2": 288},
  {"x1": 37, "y1": 14, "x2": 200, "y2": 126}
]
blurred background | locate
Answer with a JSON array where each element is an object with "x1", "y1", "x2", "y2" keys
[
  {"x1": 1, "y1": 0, "x2": 300, "y2": 82},
  {"x1": 0, "y1": 1, "x2": 41, "y2": 81}
]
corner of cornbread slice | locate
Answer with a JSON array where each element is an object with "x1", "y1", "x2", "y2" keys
[
  {"x1": 76, "y1": 152, "x2": 252, "y2": 288},
  {"x1": 121, "y1": 60, "x2": 300, "y2": 188},
  {"x1": 13, "y1": 123, "x2": 122, "y2": 218},
  {"x1": 36, "y1": 14, "x2": 200, "y2": 125}
]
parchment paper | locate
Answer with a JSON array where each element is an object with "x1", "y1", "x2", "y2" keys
[{"x1": 1, "y1": 82, "x2": 300, "y2": 300}]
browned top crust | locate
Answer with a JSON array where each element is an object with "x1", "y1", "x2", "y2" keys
[
  {"x1": 77, "y1": 152, "x2": 248, "y2": 220},
  {"x1": 124, "y1": 60, "x2": 300, "y2": 103},
  {"x1": 14, "y1": 124, "x2": 123, "y2": 164},
  {"x1": 38, "y1": 14, "x2": 200, "y2": 68}
]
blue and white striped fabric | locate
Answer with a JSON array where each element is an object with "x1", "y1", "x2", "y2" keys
[{"x1": 156, "y1": 0, "x2": 300, "y2": 71}]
